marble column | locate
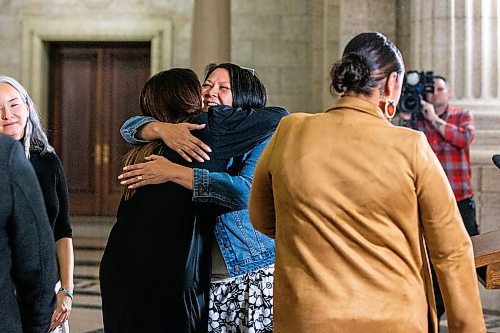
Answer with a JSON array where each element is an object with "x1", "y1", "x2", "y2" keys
[{"x1": 190, "y1": 0, "x2": 231, "y2": 79}]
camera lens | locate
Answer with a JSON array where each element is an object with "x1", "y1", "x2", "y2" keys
[{"x1": 401, "y1": 95, "x2": 420, "y2": 113}]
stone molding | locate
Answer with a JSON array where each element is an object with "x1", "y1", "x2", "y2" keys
[{"x1": 21, "y1": 18, "x2": 172, "y2": 123}]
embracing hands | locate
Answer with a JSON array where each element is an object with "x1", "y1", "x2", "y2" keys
[
  {"x1": 118, "y1": 155, "x2": 174, "y2": 189},
  {"x1": 119, "y1": 122, "x2": 204, "y2": 189},
  {"x1": 157, "y1": 122, "x2": 211, "y2": 162}
]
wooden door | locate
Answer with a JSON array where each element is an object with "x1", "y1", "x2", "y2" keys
[{"x1": 49, "y1": 42, "x2": 151, "y2": 216}]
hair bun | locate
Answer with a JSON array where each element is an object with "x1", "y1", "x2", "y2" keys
[{"x1": 331, "y1": 53, "x2": 371, "y2": 94}]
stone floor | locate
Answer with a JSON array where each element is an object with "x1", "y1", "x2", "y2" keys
[
  {"x1": 69, "y1": 216, "x2": 500, "y2": 333},
  {"x1": 69, "y1": 217, "x2": 109, "y2": 333}
]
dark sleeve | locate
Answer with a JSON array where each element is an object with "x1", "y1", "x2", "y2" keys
[
  {"x1": 52, "y1": 154, "x2": 72, "y2": 241},
  {"x1": 206, "y1": 106, "x2": 289, "y2": 159},
  {"x1": 8, "y1": 142, "x2": 57, "y2": 332}
]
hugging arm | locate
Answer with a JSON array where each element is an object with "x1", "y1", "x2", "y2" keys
[
  {"x1": 192, "y1": 137, "x2": 271, "y2": 211},
  {"x1": 119, "y1": 154, "x2": 194, "y2": 190},
  {"x1": 119, "y1": 139, "x2": 269, "y2": 212},
  {"x1": 120, "y1": 115, "x2": 210, "y2": 162},
  {"x1": 119, "y1": 107, "x2": 287, "y2": 211}
]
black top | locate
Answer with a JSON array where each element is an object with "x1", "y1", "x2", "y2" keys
[
  {"x1": 100, "y1": 142, "x2": 225, "y2": 332},
  {"x1": 0, "y1": 135, "x2": 57, "y2": 333},
  {"x1": 29, "y1": 150, "x2": 72, "y2": 241}
]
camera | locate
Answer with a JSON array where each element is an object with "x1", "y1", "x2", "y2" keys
[{"x1": 397, "y1": 71, "x2": 434, "y2": 118}]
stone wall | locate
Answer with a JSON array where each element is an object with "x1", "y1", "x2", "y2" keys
[
  {"x1": 0, "y1": 0, "x2": 398, "y2": 114},
  {"x1": 230, "y1": 0, "x2": 313, "y2": 112},
  {"x1": 0, "y1": 0, "x2": 194, "y2": 77},
  {"x1": 230, "y1": 0, "x2": 397, "y2": 113},
  {"x1": 1, "y1": 0, "x2": 496, "y2": 232}
]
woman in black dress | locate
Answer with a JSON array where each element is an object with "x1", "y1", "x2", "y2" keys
[
  {"x1": 99, "y1": 68, "x2": 278, "y2": 332},
  {"x1": 0, "y1": 76, "x2": 73, "y2": 333}
]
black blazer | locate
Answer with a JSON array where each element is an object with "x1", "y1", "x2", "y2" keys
[{"x1": 0, "y1": 135, "x2": 58, "y2": 333}]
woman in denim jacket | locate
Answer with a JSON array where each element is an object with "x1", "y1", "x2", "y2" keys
[{"x1": 119, "y1": 63, "x2": 288, "y2": 333}]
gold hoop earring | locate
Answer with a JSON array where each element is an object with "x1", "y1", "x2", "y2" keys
[{"x1": 384, "y1": 99, "x2": 396, "y2": 119}]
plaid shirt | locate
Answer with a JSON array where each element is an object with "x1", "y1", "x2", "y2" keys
[{"x1": 415, "y1": 105, "x2": 475, "y2": 201}]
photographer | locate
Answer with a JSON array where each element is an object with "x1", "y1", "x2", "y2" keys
[
  {"x1": 399, "y1": 75, "x2": 477, "y2": 325},
  {"x1": 420, "y1": 76, "x2": 476, "y2": 237}
]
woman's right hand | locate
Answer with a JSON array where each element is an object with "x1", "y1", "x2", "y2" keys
[
  {"x1": 118, "y1": 154, "x2": 194, "y2": 190},
  {"x1": 118, "y1": 155, "x2": 174, "y2": 189},
  {"x1": 155, "y1": 122, "x2": 211, "y2": 162}
]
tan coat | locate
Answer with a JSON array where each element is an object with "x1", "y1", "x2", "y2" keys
[{"x1": 249, "y1": 97, "x2": 485, "y2": 333}]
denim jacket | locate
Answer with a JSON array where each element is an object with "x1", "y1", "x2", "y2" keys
[
  {"x1": 193, "y1": 137, "x2": 275, "y2": 276},
  {"x1": 121, "y1": 109, "x2": 286, "y2": 276}
]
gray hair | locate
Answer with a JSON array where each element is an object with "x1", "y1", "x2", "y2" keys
[{"x1": 0, "y1": 76, "x2": 53, "y2": 157}]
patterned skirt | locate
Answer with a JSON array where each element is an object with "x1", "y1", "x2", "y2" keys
[{"x1": 208, "y1": 265, "x2": 274, "y2": 333}]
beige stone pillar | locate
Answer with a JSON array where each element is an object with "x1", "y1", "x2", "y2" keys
[
  {"x1": 190, "y1": 0, "x2": 231, "y2": 79},
  {"x1": 408, "y1": 0, "x2": 499, "y2": 101}
]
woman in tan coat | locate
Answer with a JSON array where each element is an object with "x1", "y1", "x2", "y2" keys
[{"x1": 249, "y1": 32, "x2": 485, "y2": 333}]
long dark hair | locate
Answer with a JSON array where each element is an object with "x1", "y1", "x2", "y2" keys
[
  {"x1": 204, "y1": 63, "x2": 267, "y2": 109},
  {"x1": 330, "y1": 32, "x2": 404, "y2": 96},
  {"x1": 123, "y1": 68, "x2": 202, "y2": 200}
]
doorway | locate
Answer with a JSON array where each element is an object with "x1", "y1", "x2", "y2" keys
[{"x1": 49, "y1": 42, "x2": 151, "y2": 216}]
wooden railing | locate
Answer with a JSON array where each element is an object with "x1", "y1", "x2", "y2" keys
[{"x1": 471, "y1": 229, "x2": 500, "y2": 289}]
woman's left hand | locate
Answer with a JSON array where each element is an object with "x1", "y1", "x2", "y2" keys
[
  {"x1": 49, "y1": 291, "x2": 72, "y2": 331},
  {"x1": 118, "y1": 155, "x2": 174, "y2": 189}
]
